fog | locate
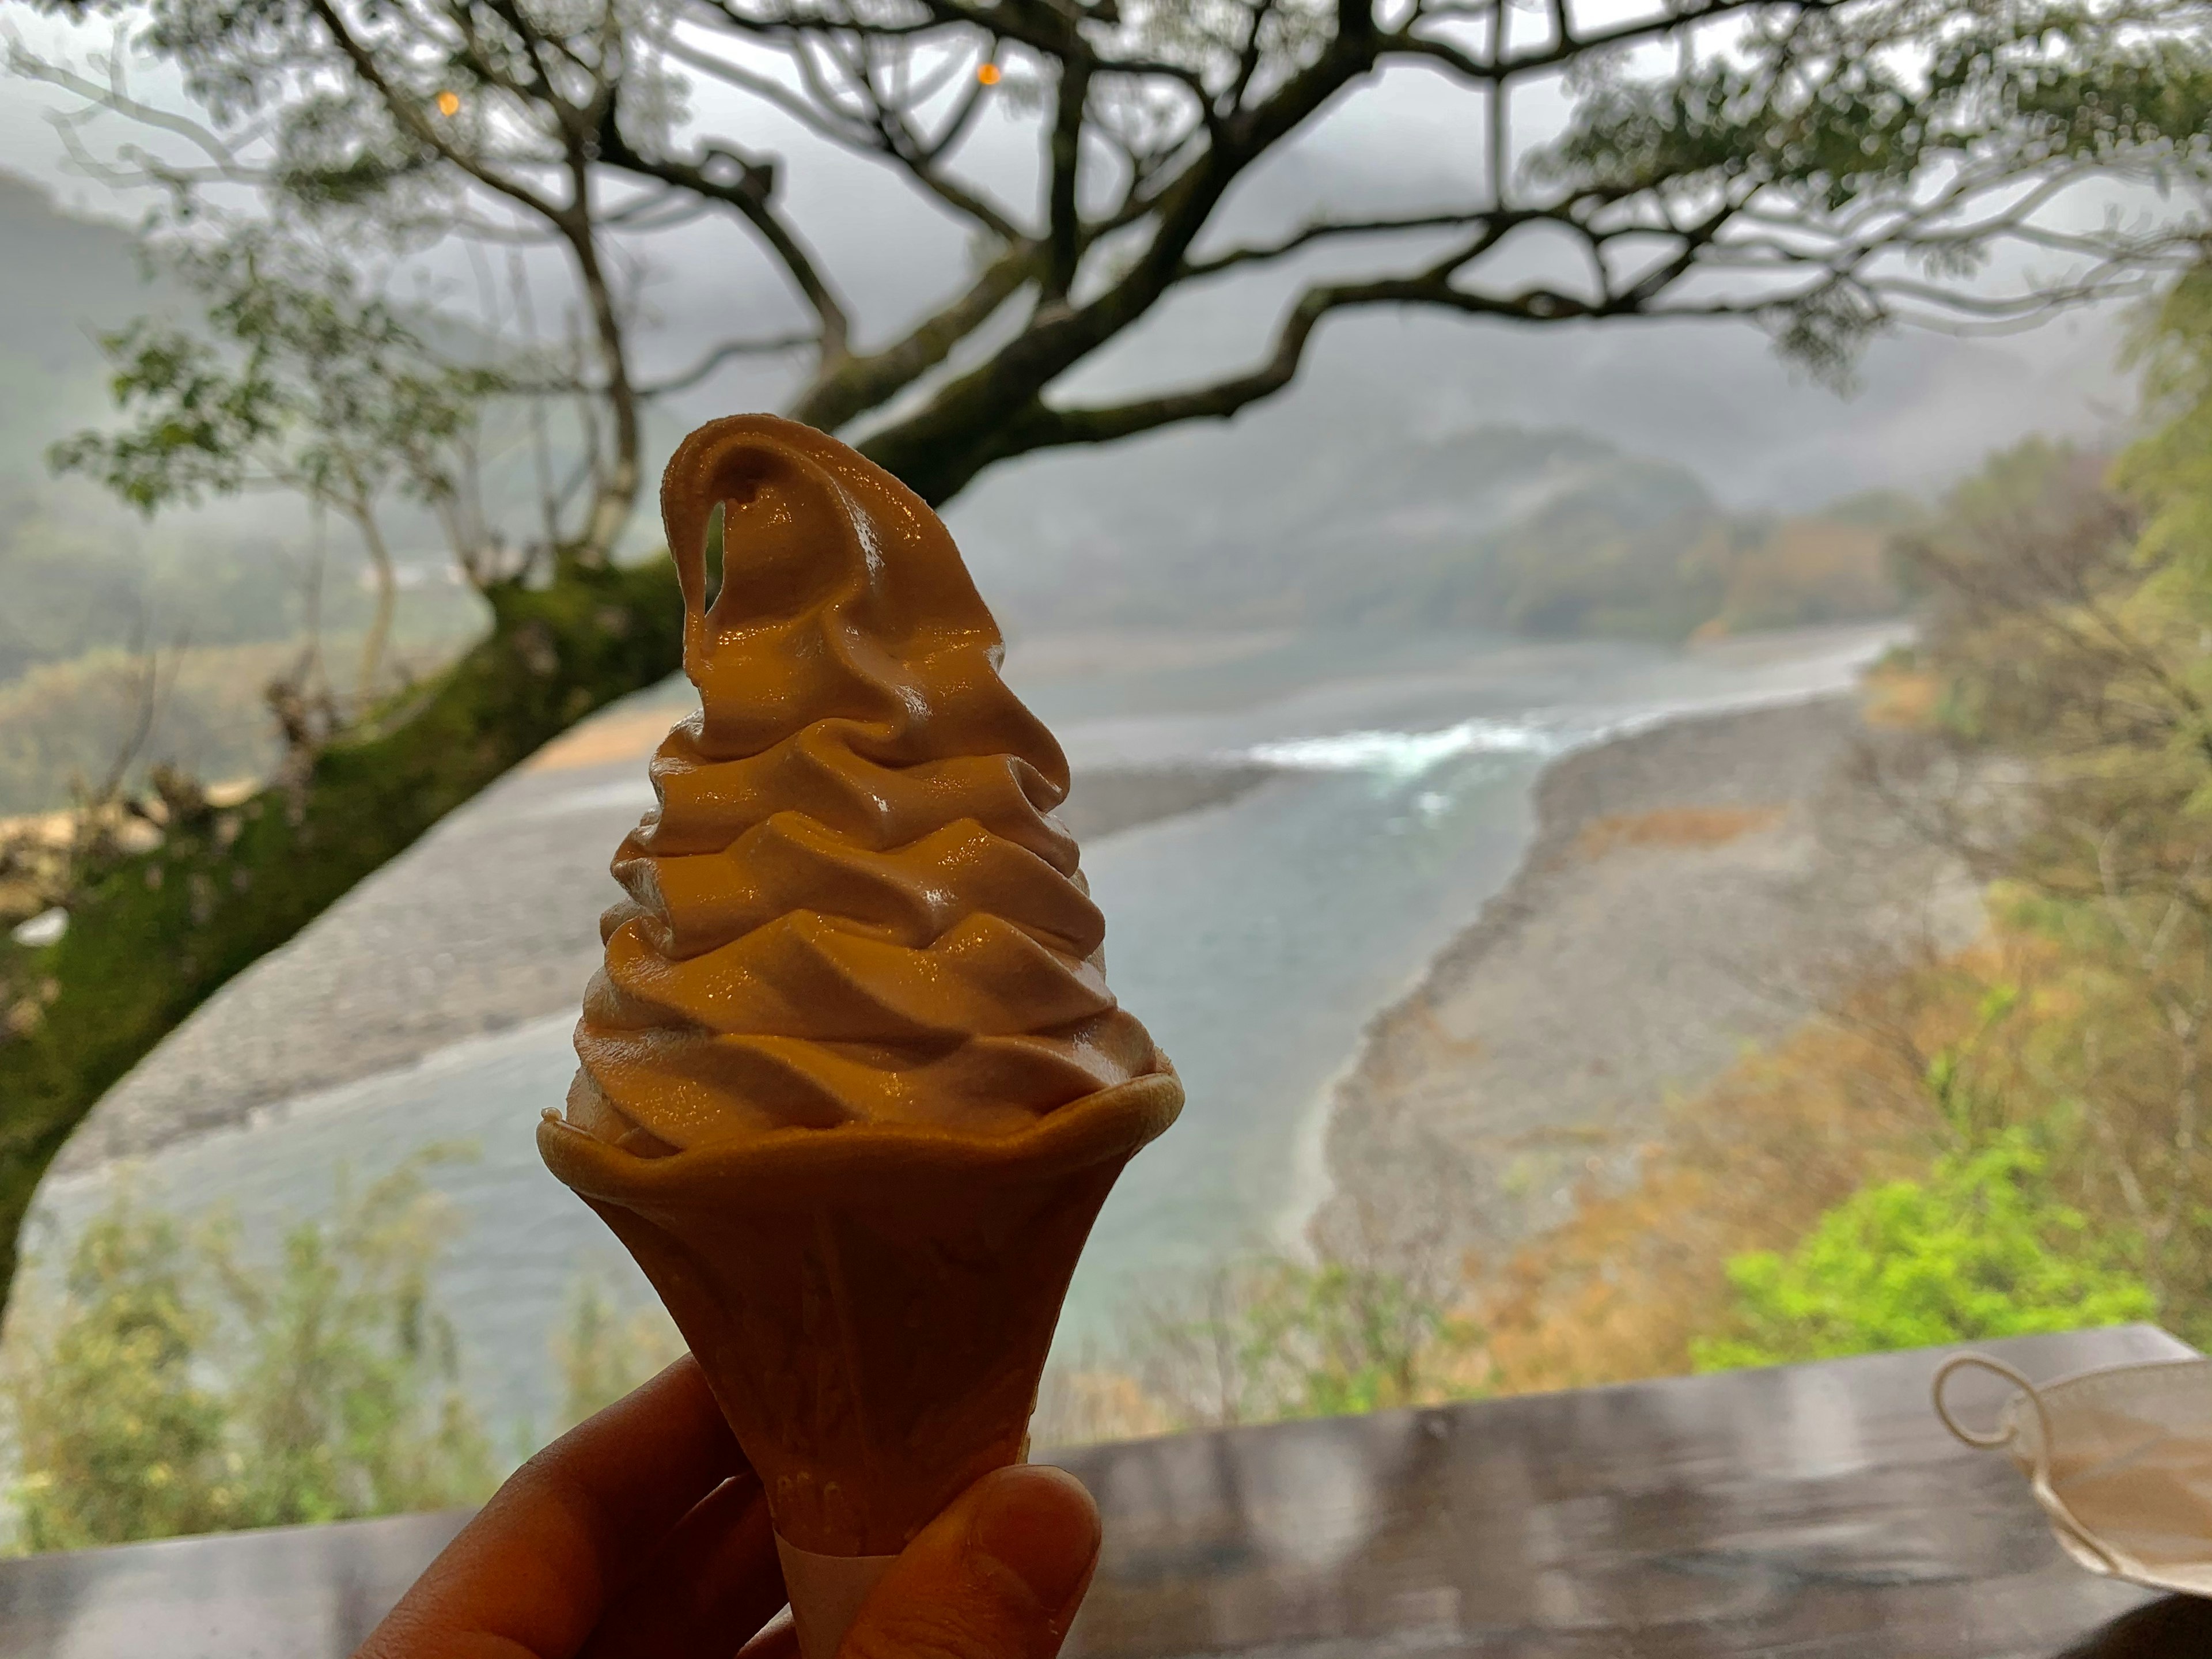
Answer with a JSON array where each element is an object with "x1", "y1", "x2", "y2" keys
[{"x1": 2, "y1": 5, "x2": 2141, "y2": 550}]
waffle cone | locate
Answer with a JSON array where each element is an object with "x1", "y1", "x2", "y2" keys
[{"x1": 538, "y1": 1070, "x2": 1180, "y2": 1556}]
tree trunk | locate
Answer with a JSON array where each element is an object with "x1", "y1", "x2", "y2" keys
[
  {"x1": 0, "y1": 556, "x2": 684, "y2": 1306},
  {"x1": 352, "y1": 501, "x2": 399, "y2": 702}
]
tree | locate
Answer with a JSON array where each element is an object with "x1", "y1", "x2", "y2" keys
[
  {"x1": 3, "y1": 1156, "x2": 498, "y2": 1548},
  {"x1": 2, "y1": 1199, "x2": 233, "y2": 1551},
  {"x1": 1692, "y1": 1130, "x2": 2157, "y2": 1369},
  {"x1": 50, "y1": 229, "x2": 509, "y2": 706},
  {"x1": 204, "y1": 1151, "x2": 495, "y2": 1525},
  {"x1": 552, "y1": 1272, "x2": 685, "y2": 1431},
  {"x1": 1862, "y1": 267, "x2": 2212, "y2": 1327},
  {"x1": 3, "y1": 0, "x2": 2210, "y2": 1308}
]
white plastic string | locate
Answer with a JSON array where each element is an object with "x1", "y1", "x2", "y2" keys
[{"x1": 1933, "y1": 1352, "x2": 2123, "y2": 1577}]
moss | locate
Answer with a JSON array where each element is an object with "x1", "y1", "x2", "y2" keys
[{"x1": 0, "y1": 556, "x2": 683, "y2": 1308}]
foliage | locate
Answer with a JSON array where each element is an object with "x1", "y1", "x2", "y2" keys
[
  {"x1": 1713, "y1": 517, "x2": 1908, "y2": 635},
  {"x1": 1229, "y1": 1257, "x2": 1482, "y2": 1420},
  {"x1": 0, "y1": 643, "x2": 283, "y2": 823},
  {"x1": 1693, "y1": 1131, "x2": 2158, "y2": 1372},
  {"x1": 1873, "y1": 275, "x2": 2212, "y2": 1332},
  {"x1": 0, "y1": 483, "x2": 335, "y2": 684},
  {"x1": 1475, "y1": 939, "x2": 1978, "y2": 1395},
  {"x1": 26, "y1": 0, "x2": 2212, "y2": 511},
  {"x1": 203, "y1": 1152, "x2": 494, "y2": 1527},
  {"x1": 1483, "y1": 262, "x2": 2212, "y2": 1388},
  {"x1": 553, "y1": 1274, "x2": 685, "y2": 1433},
  {"x1": 1465, "y1": 459, "x2": 1740, "y2": 639},
  {"x1": 0, "y1": 617, "x2": 486, "y2": 823},
  {"x1": 2118, "y1": 260, "x2": 2212, "y2": 567},
  {"x1": 1476, "y1": 922, "x2": 2184, "y2": 1390},
  {"x1": 52, "y1": 230, "x2": 498, "y2": 525},
  {"x1": 1, "y1": 1155, "x2": 497, "y2": 1551},
  {"x1": 1, "y1": 1200, "x2": 231, "y2": 1552},
  {"x1": 50, "y1": 228, "x2": 507, "y2": 700},
  {"x1": 1058, "y1": 1250, "x2": 1486, "y2": 1438}
]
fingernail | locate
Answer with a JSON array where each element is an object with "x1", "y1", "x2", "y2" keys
[{"x1": 967, "y1": 1465, "x2": 1101, "y2": 1612}]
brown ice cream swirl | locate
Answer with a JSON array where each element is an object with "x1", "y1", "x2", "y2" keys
[{"x1": 566, "y1": 415, "x2": 1168, "y2": 1156}]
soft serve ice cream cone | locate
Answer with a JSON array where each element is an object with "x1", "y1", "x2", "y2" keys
[{"x1": 537, "y1": 414, "x2": 1180, "y2": 1656}]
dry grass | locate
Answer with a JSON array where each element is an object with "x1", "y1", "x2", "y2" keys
[
  {"x1": 1037, "y1": 931, "x2": 2073, "y2": 1429},
  {"x1": 1862, "y1": 662, "x2": 1942, "y2": 728},
  {"x1": 1033, "y1": 1369, "x2": 1177, "y2": 1448},
  {"x1": 1718, "y1": 518, "x2": 1899, "y2": 632},
  {"x1": 1475, "y1": 933, "x2": 2047, "y2": 1393},
  {"x1": 1572, "y1": 803, "x2": 1785, "y2": 862}
]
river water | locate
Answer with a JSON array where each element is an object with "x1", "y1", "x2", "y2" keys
[{"x1": 23, "y1": 622, "x2": 1899, "y2": 1440}]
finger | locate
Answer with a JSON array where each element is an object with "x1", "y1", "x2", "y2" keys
[
  {"x1": 359, "y1": 1357, "x2": 745, "y2": 1659},
  {"x1": 738, "y1": 1612, "x2": 800, "y2": 1659},
  {"x1": 839, "y1": 1466, "x2": 1102, "y2": 1659},
  {"x1": 578, "y1": 1472, "x2": 787, "y2": 1659}
]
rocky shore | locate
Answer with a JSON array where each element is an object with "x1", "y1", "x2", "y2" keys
[
  {"x1": 55, "y1": 704, "x2": 1268, "y2": 1172},
  {"x1": 1309, "y1": 693, "x2": 1981, "y2": 1283},
  {"x1": 59, "y1": 671, "x2": 1942, "y2": 1256}
]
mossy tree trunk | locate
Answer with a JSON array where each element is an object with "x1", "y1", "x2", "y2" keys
[{"x1": 0, "y1": 558, "x2": 684, "y2": 1305}]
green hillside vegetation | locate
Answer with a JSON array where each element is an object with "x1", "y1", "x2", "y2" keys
[
  {"x1": 1714, "y1": 516, "x2": 1907, "y2": 634},
  {"x1": 963, "y1": 421, "x2": 1914, "y2": 641},
  {"x1": 0, "y1": 624, "x2": 487, "y2": 818},
  {"x1": 0, "y1": 177, "x2": 487, "y2": 816},
  {"x1": 1476, "y1": 274, "x2": 2212, "y2": 1390},
  {"x1": 1692, "y1": 1131, "x2": 2158, "y2": 1372},
  {"x1": 0, "y1": 175, "x2": 175, "y2": 494},
  {"x1": 0, "y1": 646, "x2": 295, "y2": 817},
  {"x1": 0, "y1": 177, "x2": 1910, "y2": 818},
  {"x1": 0, "y1": 503, "x2": 485, "y2": 814},
  {"x1": 1, "y1": 1156, "x2": 497, "y2": 1550},
  {"x1": 1453, "y1": 478, "x2": 1910, "y2": 641}
]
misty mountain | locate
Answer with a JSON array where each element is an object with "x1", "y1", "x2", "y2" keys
[
  {"x1": 0, "y1": 171, "x2": 171, "y2": 490},
  {"x1": 0, "y1": 176, "x2": 490, "y2": 685},
  {"x1": 2, "y1": 172, "x2": 1906, "y2": 687},
  {"x1": 952, "y1": 420, "x2": 1911, "y2": 641}
]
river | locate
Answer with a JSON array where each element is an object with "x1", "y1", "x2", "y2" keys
[{"x1": 22, "y1": 622, "x2": 1901, "y2": 1440}]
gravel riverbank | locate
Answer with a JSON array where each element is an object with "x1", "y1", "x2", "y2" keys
[
  {"x1": 56, "y1": 716, "x2": 1268, "y2": 1172},
  {"x1": 1310, "y1": 693, "x2": 1982, "y2": 1282}
]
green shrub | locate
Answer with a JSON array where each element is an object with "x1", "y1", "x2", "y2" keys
[
  {"x1": 1694, "y1": 1130, "x2": 2157, "y2": 1372},
  {"x1": 1232, "y1": 1259, "x2": 1476, "y2": 1419},
  {"x1": 2, "y1": 1152, "x2": 497, "y2": 1551},
  {"x1": 1120, "y1": 1253, "x2": 1485, "y2": 1430},
  {"x1": 2, "y1": 1203, "x2": 234, "y2": 1552},
  {"x1": 553, "y1": 1273, "x2": 685, "y2": 1433},
  {"x1": 203, "y1": 1154, "x2": 493, "y2": 1527}
]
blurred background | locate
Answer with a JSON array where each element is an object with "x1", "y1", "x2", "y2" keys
[{"x1": 0, "y1": 0, "x2": 2209, "y2": 1555}]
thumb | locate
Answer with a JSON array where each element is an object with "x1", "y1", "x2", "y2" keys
[{"x1": 838, "y1": 1466, "x2": 1102, "y2": 1659}]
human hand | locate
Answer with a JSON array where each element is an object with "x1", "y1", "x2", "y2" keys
[{"x1": 356, "y1": 1356, "x2": 1101, "y2": 1659}]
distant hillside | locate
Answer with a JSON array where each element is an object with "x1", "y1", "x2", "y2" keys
[
  {"x1": 952, "y1": 422, "x2": 1916, "y2": 641},
  {"x1": 0, "y1": 176, "x2": 487, "y2": 813},
  {"x1": 0, "y1": 176, "x2": 315, "y2": 688},
  {"x1": 0, "y1": 172, "x2": 171, "y2": 485},
  {"x1": 4, "y1": 172, "x2": 1912, "y2": 657},
  {"x1": 0, "y1": 173, "x2": 1915, "y2": 811}
]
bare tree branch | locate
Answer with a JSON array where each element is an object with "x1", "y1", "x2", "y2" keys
[
  {"x1": 636, "y1": 330, "x2": 820, "y2": 396},
  {"x1": 589, "y1": 122, "x2": 855, "y2": 358}
]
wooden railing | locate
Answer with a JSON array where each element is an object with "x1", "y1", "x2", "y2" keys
[{"x1": 3, "y1": 1326, "x2": 2201, "y2": 1658}]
